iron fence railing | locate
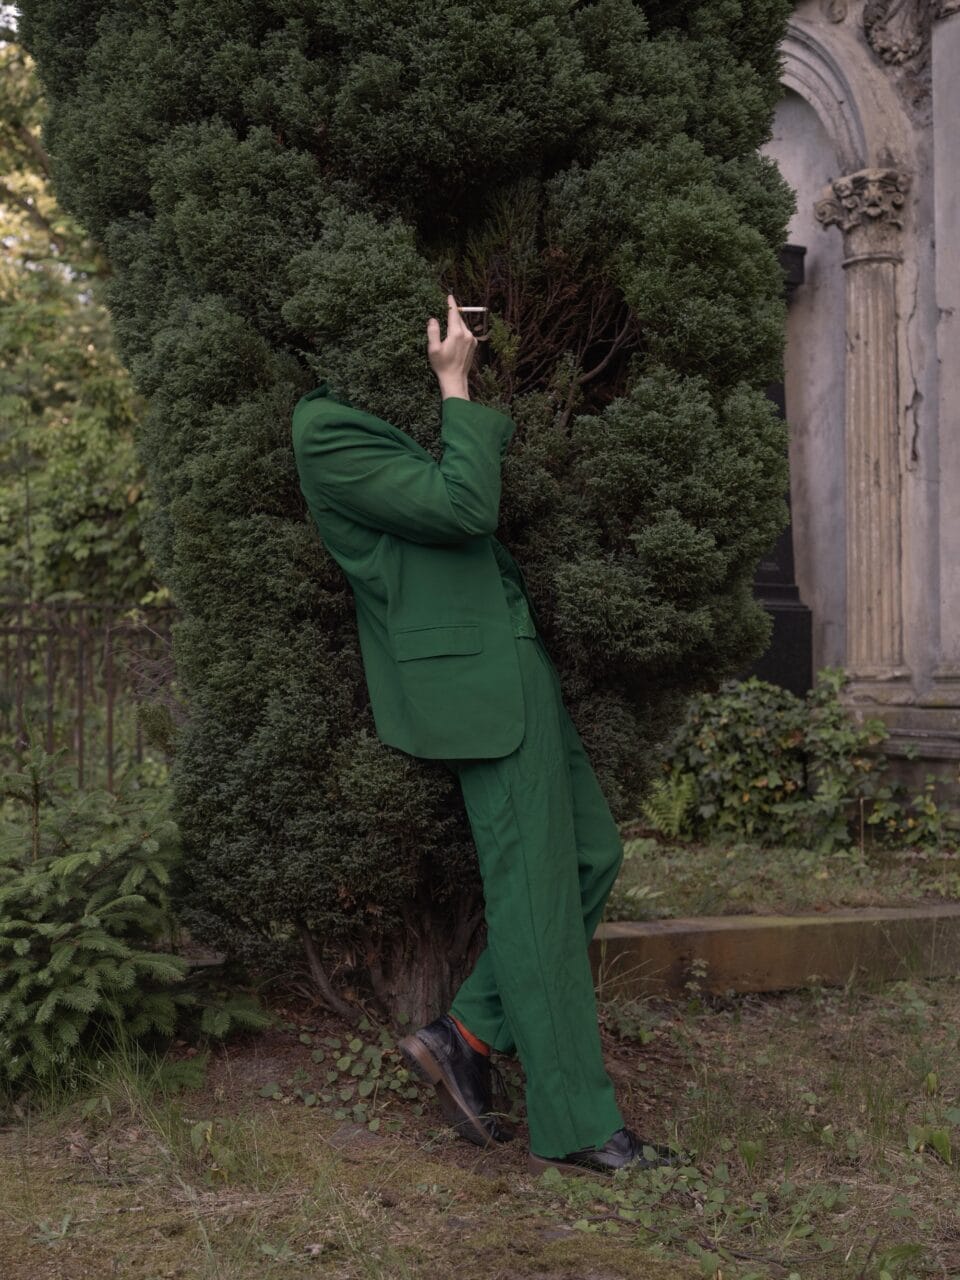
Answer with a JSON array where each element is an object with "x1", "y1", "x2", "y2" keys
[{"x1": 0, "y1": 599, "x2": 178, "y2": 790}]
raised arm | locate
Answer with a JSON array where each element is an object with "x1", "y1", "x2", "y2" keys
[
  {"x1": 292, "y1": 396, "x2": 516, "y2": 545},
  {"x1": 293, "y1": 292, "x2": 517, "y2": 545}
]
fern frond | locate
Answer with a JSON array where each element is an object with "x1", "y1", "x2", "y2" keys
[{"x1": 641, "y1": 772, "x2": 696, "y2": 839}]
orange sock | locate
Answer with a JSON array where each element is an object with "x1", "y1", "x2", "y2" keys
[{"x1": 450, "y1": 1013, "x2": 490, "y2": 1056}]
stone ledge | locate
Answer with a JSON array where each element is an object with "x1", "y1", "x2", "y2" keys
[{"x1": 589, "y1": 904, "x2": 960, "y2": 998}]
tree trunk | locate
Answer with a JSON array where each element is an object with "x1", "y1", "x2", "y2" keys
[{"x1": 304, "y1": 892, "x2": 486, "y2": 1029}]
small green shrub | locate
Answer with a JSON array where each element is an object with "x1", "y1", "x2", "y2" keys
[
  {"x1": 641, "y1": 773, "x2": 696, "y2": 840},
  {"x1": 650, "y1": 668, "x2": 945, "y2": 853},
  {"x1": 866, "y1": 777, "x2": 947, "y2": 850},
  {"x1": 0, "y1": 744, "x2": 268, "y2": 1093}
]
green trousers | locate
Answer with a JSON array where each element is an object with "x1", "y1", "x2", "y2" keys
[{"x1": 446, "y1": 634, "x2": 626, "y2": 1159}]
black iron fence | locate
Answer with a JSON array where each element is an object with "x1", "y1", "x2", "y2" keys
[{"x1": 0, "y1": 599, "x2": 178, "y2": 790}]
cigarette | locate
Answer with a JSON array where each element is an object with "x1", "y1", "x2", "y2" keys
[{"x1": 456, "y1": 306, "x2": 488, "y2": 312}]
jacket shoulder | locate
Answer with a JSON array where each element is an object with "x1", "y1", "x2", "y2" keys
[
  {"x1": 292, "y1": 394, "x2": 394, "y2": 440},
  {"x1": 292, "y1": 396, "x2": 435, "y2": 472}
]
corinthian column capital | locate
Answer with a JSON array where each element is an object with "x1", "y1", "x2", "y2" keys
[{"x1": 815, "y1": 169, "x2": 911, "y2": 260}]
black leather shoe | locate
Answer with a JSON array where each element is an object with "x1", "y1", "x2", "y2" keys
[
  {"x1": 399, "y1": 1014, "x2": 515, "y2": 1148},
  {"x1": 528, "y1": 1125, "x2": 690, "y2": 1177}
]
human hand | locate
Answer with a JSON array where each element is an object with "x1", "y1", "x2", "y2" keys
[{"x1": 427, "y1": 293, "x2": 478, "y2": 400}]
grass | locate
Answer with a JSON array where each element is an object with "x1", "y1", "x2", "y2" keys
[
  {"x1": 606, "y1": 832, "x2": 960, "y2": 921},
  {"x1": 2, "y1": 973, "x2": 960, "y2": 1279}
]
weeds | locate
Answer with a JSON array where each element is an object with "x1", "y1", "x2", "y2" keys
[{"x1": 257, "y1": 1015, "x2": 435, "y2": 1135}]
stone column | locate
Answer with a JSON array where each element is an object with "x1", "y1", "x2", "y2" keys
[
  {"x1": 927, "y1": 0, "x2": 960, "y2": 703},
  {"x1": 814, "y1": 168, "x2": 912, "y2": 697}
]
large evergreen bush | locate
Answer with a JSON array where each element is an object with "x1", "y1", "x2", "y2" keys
[{"x1": 17, "y1": 0, "x2": 794, "y2": 1020}]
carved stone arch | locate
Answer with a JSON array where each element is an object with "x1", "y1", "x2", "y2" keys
[
  {"x1": 780, "y1": 17, "x2": 913, "y2": 172},
  {"x1": 780, "y1": 22, "x2": 868, "y2": 171}
]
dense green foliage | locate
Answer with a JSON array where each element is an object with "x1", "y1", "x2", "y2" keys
[
  {"x1": 649, "y1": 670, "x2": 948, "y2": 853},
  {"x1": 17, "y1": 0, "x2": 794, "y2": 1015},
  {"x1": 0, "y1": 39, "x2": 159, "y2": 604},
  {"x1": 0, "y1": 746, "x2": 268, "y2": 1091}
]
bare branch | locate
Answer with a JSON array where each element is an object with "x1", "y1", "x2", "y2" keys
[
  {"x1": 577, "y1": 309, "x2": 636, "y2": 387},
  {"x1": 297, "y1": 924, "x2": 361, "y2": 1025}
]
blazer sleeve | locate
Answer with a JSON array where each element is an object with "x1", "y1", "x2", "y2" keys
[{"x1": 292, "y1": 396, "x2": 517, "y2": 545}]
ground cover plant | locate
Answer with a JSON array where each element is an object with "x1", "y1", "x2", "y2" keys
[
  {"x1": 607, "y1": 668, "x2": 960, "y2": 922},
  {"x1": 642, "y1": 670, "x2": 956, "y2": 854},
  {"x1": 15, "y1": 0, "x2": 795, "y2": 1020}
]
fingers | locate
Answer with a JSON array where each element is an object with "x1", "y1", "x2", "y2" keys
[
  {"x1": 427, "y1": 296, "x2": 461, "y2": 343},
  {"x1": 446, "y1": 291, "x2": 477, "y2": 343},
  {"x1": 446, "y1": 292, "x2": 464, "y2": 336},
  {"x1": 427, "y1": 294, "x2": 477, "y2": 361},
  {"x1": 426, "y1": 315, "x2": 441, "y2": 354}
]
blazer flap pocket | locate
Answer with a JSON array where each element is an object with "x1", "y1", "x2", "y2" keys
[{"x1": 393, "y1": 624, "x2": 482, "y2": 661}]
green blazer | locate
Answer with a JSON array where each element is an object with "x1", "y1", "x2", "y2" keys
[{"x1": 291, "y1": 383, "x2": 540, "y2": 759}]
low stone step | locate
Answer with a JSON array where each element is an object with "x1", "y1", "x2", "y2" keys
[{"x1": 589, "y1": 903, "x2": 960, "y2": 998}]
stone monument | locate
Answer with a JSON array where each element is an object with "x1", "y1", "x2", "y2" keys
[{"x1": 759, "y1": 0, "x2": 960, "y2": 790}]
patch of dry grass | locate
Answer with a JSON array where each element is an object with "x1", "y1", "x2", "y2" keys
[{"x1": 608, "y1": 834, "x2": 960, "y2": 920}]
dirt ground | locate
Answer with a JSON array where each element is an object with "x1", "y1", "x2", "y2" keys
[{"x1": 2, "y1": 975, "x2": 959, "y2": 1279}]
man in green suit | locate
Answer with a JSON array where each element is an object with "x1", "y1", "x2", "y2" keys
[{"x1": 291, "y1": 295, "x2": 683, "y2": 1177}]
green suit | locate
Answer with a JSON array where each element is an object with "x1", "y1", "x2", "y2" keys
[
  {"x1": 291, "y1": 383, "x2": 536, "y2": 759},
  {"x1": 291, "y1": 383, "x2": 625, "y2": 1158}
]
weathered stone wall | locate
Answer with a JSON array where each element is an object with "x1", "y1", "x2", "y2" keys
[{"x1": 763, "y1": 0, "x2": 960, "y2": 788}]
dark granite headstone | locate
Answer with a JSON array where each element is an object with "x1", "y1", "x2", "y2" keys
[{"x1": 739, "y1": 244, "x2": 813, "y2": 697}]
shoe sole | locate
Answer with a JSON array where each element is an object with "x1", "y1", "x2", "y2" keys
[
  {"x1": 398, "y1": 1034, "x2": 499, "y2": 1149},
  {"x1": 527, "y1": 1151, "x2": 687, "y2": 1178},
  {"x1": 528, "y1": 1153, "x2": 603, "y2": 1178}
]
